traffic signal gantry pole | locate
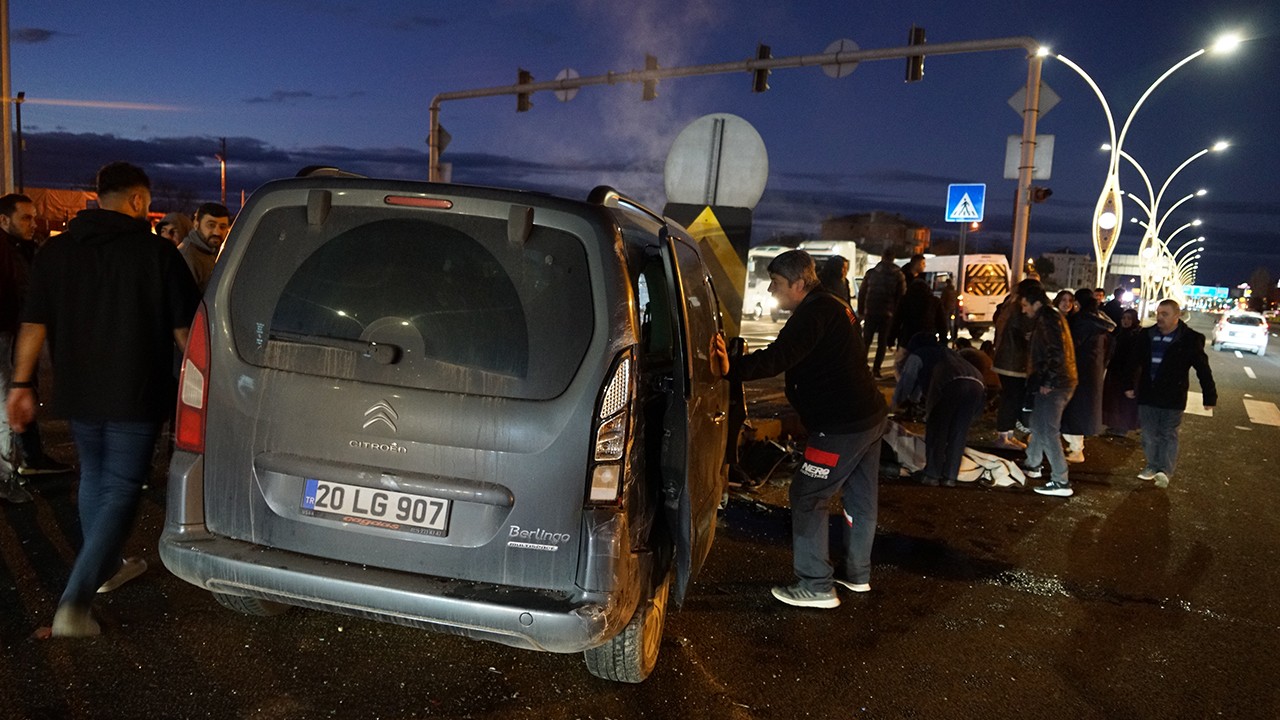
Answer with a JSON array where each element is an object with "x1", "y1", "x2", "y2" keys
[{"x1": 427, "y1": 34, "x2": 1044, "y2": 278}]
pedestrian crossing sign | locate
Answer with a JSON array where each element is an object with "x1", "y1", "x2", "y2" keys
[{"x1": 945, "y1": 183, "x2": 986, "y2": 223}]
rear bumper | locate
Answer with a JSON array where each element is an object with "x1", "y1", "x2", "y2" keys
[
  {"x1": 159, "y1": 528, "x2": 636, "y2": 653},
  {"x1": 1214, "y1": 334, "x2": 1266, "y2": 352}
]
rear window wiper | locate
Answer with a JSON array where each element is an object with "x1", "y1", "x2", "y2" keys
[{"x1": 268, "y1": 330, "x2": 402, "y2": 365}]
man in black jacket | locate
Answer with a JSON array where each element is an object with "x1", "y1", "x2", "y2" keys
[
  {"x1": 713, "y1": 250, "x2": 887, "y2": 609},
  {"x1": 1019, "y1": 281, "x2": 1078, "y2": 497},
  {"x1": 6, "y1": 163, "x2": 200, "y2": 636},
  {"x1": 857, "y1": 250, "x2": 906, "y2": 378},
  {"x1": 0, "y1": 193, "x2": 75, "y2": 481},
  {"x1": 1129, "y1": 299, "x2": 1216, "y2": 488}
]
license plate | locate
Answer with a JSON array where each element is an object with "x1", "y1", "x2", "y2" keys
[{"x1": 301, "y1": 479, "x2": 450, "y2": 536}]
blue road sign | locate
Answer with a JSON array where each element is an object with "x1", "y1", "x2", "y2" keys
[{"x1": 945, "y1": 183, "x2": 986, "y2": 223}]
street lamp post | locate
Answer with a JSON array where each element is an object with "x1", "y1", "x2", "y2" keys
[
  {"x1": 1104, "y1": 139, "x2": 1223, "y2": 316},
  {"x1": 216, "y1": 137, "x2": 227, "y2": 206},
  {"x1": 1049, "y1": 33, "x2": 1240, "y2": 289}
]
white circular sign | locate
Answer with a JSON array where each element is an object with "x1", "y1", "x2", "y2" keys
[
  {"x1": 822, "y1": 39, "x2": 860, "y2": 79},
  {"x1": 554, "y1": 68, "x2": 580, "y2": 102},
  {"x1": 664, "y1": 113, "x2": 768, "y2": 209}
]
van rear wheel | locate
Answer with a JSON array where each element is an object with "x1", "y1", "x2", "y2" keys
[
  {"x1": 583, "y1": 570, "x2": 671, "y2": 683},
  {"x1": 212, "y1": 592, "x2": 292, "y2": 617}
]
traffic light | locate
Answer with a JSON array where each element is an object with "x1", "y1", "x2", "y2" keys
[
  {"x1": 752, "y1": 44, "x2": 771, "y2": 93},
  {"x1": 905, "y1": 26, "x2": 926, "y2": 83},
  {"x1": 642, "y1": 54, "x2": 659, "y2": 101},
  {"x1": 517, "y1": 69, "x2": 533, "y2": 112},
  {"x1": 1031, "y1": 186, "x2": 1053, "y2": 203}
]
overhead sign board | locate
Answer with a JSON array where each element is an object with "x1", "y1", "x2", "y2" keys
[{"x1": 945, "y1": 183, "x2": 986, "y2": 223}]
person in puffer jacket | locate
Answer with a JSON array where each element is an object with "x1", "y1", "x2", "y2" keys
[{"x1": 1018, "y1": 281, "x2": 1077, "y2": 497}]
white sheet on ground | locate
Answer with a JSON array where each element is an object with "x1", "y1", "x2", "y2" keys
[{"x1": 883, "y1": 420, "x2": 1026, "y2": 487}]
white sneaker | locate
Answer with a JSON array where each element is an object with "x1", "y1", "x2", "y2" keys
[
  {"x1": 98, "y1": 556, "x2": 147, "y2": 593},
  {"x1": 1153, "y1": 472, "x2": 1170, "y2": 489},
  {"x1": 51, "y1": 605, "x2": 101, "y2": 637},
  {"x1": 1137, "y1": 467, "x2": 1159, "y2": 480},
  {"x1": 834, "y1": 579, "x2": 871, "y2": 593}
]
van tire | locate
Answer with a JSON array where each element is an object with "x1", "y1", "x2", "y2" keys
[
  {"x1": 212, "y1": 592, "x2": 292, "y2": 617},
  {"x1": 583, "y1": 570, "x2": 671, "y2": 683}
]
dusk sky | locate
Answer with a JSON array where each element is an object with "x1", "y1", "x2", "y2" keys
[{"x1": 8, "y1": 0, "x2": 1279, "y2": 287}]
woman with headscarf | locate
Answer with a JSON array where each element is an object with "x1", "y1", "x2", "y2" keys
[
  {"x1": 1101, "y1": 308, "x2": 1143, "y2": 434},
  {"x1": 1061, "y1": 288, "x2": 1116, "y2": 462}
]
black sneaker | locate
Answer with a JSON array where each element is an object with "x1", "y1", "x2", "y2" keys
[
  {"x1": 1034, "y1": 481, "x2": 1074, "y2": 497},
  {"x1": 18, "y1": 456, "x2": 74, "y2": 476},
  {"x1": 0, "y1": 474, "x2": 33, "y2": 504}
]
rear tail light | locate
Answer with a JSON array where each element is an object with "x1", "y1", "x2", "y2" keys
[
  {"x1": 587, "y1": 352, "x2": 633, "y2": 504},
  {"x1": 175, "y1": 302, "x2": 210, "y2": 453}
]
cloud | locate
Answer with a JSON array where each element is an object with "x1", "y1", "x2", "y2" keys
[
  {"x1": 392, "y1": 15, "x2": 448, "y2": 30},
  {"x1": 243, "y1": 90, "x2": 318, "y2": 105},
  {"x1": 17, "y1": 129, "x2": 1279, "y2": 284},
  {"x1": 14, "y1": 28, "x2": 63, "y2": 43}
]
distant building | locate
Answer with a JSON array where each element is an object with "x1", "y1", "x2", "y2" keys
[
  {"x1": 820, "y1": 211, "x2": 930, "y2": 257},
  {"x1": 1041, "y1": 250, "x2": 1097, "y2": 291}
]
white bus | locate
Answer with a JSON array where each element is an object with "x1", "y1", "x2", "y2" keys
[{"x1": 916, "y1": 253, "x2": 1012, "y2": 332}]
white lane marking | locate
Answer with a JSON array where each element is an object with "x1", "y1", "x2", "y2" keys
[
  {"x1": 1235, "y1": 350, "x2": 1244, "y2": 358},
  {"x1": 1235, "y1": 425, "x2": 1254, "y2": 431},
  {"x1": 1245, "y1": 367, "x2": 1257, "y2": 379},
  {"x1": 1184, "y1": 391, "x2": 1213, "y2": 417},
  {"x1": 1244, "y1": 399, "x2": 1280, "y2": 427}
]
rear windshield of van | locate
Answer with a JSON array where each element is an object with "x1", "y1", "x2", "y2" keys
[{"x1": 229, "y1": 206, "x2": 593, "y2": 400}]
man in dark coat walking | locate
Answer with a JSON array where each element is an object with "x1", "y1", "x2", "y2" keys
[
  {"x1": 857, "y1": 250, "x2": 905, "y2": 378},
  {"x1": 6, "y1": 163, "x2": 200, "y2": 636}
]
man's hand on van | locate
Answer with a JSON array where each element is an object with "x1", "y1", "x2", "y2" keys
[{"x1": 710, "y1": 333, "x2": 730, "y2": 378}]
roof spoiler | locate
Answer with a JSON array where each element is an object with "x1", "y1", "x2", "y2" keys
[{"x1": 296, "y1": 165, "x2": 367, "y2": 179}]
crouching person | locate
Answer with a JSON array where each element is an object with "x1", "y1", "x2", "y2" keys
[{"x1": 893, "y1": 333, "x2": 986, "y2": 487}]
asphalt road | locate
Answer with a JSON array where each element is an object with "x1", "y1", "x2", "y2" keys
[{"x1": 2, "y1": 312, "x2": 1277, "y2": 719}]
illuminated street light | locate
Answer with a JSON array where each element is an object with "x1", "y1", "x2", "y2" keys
[
  {"x1": 1102, "y1": 140, "x2": 1222, "y2": 315},
  {"x1": 1170, "y1": 235, "x2": 1205, "y2": 261},
  {"x1": 1052, "y1": 33, "x2": 1240, "y2": 288}
]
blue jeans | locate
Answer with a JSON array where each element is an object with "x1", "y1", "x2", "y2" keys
[
  {"x1": 61, "y1": 420, "x2": 159, "y2": 609},
  {"x1": 789, "y1": 418, "x2": 886, "y2": 591},
  {"x1": 1138, "y1": 405, "x2": 1183, "y2": 476},
  {"x1": 1025, "y1": 387, "x2": 1073, "y2": 485},
  {"x1": 0, "y1": 333, "x2": 15, "y2": 478}
]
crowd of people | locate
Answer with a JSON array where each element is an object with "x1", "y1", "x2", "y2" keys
[
  {"x1": 717, "y1": 248, "x2": 1217, "y2": 609},
  {"x1": 0, "y1": 163, "x2": 227, "y2": 636}
]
